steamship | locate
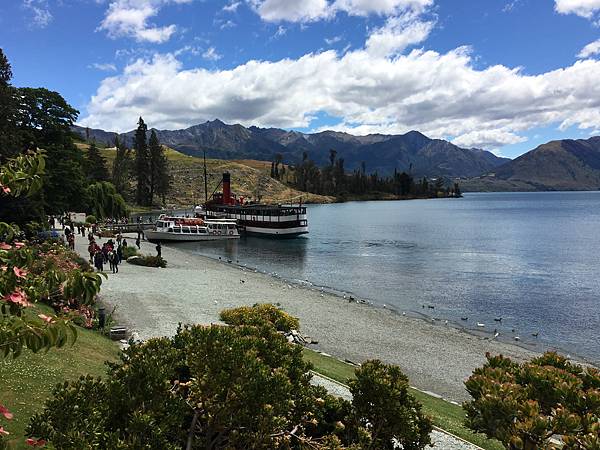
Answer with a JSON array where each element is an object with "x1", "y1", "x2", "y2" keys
[{"x1": 199, "y1": 173, "x2": 309, "y2": 238}]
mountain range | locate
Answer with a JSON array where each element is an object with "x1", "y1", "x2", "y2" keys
[
  {"x1": 72, "y1": 121, "x2": 600, "y2": 191},
  {"x1": 72, "y1": 120, "x2": 508, "y2": 179}
]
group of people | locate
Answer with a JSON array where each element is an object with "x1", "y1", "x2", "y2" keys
[{"x1": 88, "y1": 232, "x2": 128, "y2": 274}]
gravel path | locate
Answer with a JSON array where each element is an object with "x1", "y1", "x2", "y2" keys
[
  {"x1": 75, "y1": 232, "x2": 543, "y2": 403},
  {"x1": 310, "y1": 373, "x2": 482, "y2": 450}
]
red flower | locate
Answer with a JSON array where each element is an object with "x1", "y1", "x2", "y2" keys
[
  {"x1": 0, "y1": 184, "x2": 10, "y2": 194},
  {"x1": 4, "y1": 289, "x2": 32, "y2": 307},
  {"x1": 0, "y1": 243, "x2": 11, "y2": 250},
  {"x1": 37, "y1": 314, "x2": 56, "y2": 324},
  {"x1": 13, "y1": 267, "x2": 28, "y2": 279},
  {"x1": 0, "y1": 426, "x2": 9, "y2": 436},
  {"x1": 0, "y1": 405, "x2": 13, "y2": 420},
  {"x1": 26, "y1": 438, "x2": 46, "y2": 447}
]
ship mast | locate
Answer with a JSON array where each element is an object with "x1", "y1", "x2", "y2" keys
[{"x1": 203, "y1": 148, "x2": 208, "y2": 203}]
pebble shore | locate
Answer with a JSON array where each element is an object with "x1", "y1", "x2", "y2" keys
[{"x1": 76, "y1": 233, "x2": 542, "y2": 402}]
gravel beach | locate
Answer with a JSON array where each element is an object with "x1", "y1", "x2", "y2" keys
[{"x1": 76, "y1": 233, "x2": 542, "y2": 403}]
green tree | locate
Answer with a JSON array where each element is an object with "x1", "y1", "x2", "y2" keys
[
  {"x1": 86, "y1": 181, "x2": 128, "y2": 220},
  {"x1": 134, "y1": 117, "x2": 150, "y2": 206},
  {"x1": 112, "y1": 135, "x2": 131, "y2": 197},
  {"x1": 464, "y1": 352, "x2": 600, "y2": 450},
  {"x1": 148, "y1": 129, "x2": 169, "y2": 205},
  {"x1": 0, "y1": 48, "x2": 20, "y2": 160},
  {"x1": 84, "y1": 141, "x2": 109, "y2": 182}
]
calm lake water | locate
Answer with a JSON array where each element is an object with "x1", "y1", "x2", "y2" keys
[{"x1": 172, "y1": 192, "x2": 600, "y2": 363}]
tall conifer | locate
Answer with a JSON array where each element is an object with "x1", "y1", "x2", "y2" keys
[{"x1": 134, "y1": 117, "x2": 150, "y2": 205}]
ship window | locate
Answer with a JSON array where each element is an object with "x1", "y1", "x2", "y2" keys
[{"x1": 182, "y1": 227, "x2": 190, "y2": 234}]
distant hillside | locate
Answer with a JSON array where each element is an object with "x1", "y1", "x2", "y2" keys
[
  {"x1": 75, "y1": 143, "x2": 333, "y2": 207},
  {"x1": 461, "y1": 137, "x2": 600, "y2": 191},
  {"x1": 72, "y1": 120, "x2": 508, "y2": 178}
]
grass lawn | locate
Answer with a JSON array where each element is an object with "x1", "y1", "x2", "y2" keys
[
  {"x1": 0, "y1": 319, "x2": 120, "y2": 449},
  {"x1": 302, "y1": 348, "x2": 504, "y2": 450}
]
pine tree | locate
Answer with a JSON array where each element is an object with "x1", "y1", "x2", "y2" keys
[
  {"x1": 134, "y1": 117, "x2": 150, "y2": 206},
  {"x1": 112, "y1": 135, "x2": 131, "y2": 197},
  {"x1": 148, "y1": 129, "x2": 169, "y2": 205},
  {"x1": 85, "y1": 141, "x2": 109, "y2": 182}
]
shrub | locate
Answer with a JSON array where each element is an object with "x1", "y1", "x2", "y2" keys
[
  {"x1": 98, "y1": 230, "x2": 115, "y2": 238},
  {"x1": 463, "y1": 351, "x2": 600, "y2": 450},
  {"x1": 27, "y1": 318, "x2": 432, "y2": 449},
  {"x1": 122, "y1": 246, "x2": 139, "y2": 259},
  {"x1": 349, "y1": 360, "x2": 433, "y2": 449},
  {"x1": 220, "y1": 303, "x2": 300, "y2": 332},
  {"x1": 85, "y1": 215, "x2": 97, "y2": 224},
  {"x1": 127, "y1": 255, "x2": 167, "y2": 268}
]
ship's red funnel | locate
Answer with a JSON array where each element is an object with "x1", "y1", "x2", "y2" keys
[{"x1": 223, "y1": 172, "x2": 232, "y2": 205}]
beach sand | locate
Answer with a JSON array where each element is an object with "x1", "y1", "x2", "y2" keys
[{"x1": 77, "y1": 233, "x2": 544, "y2": 403}]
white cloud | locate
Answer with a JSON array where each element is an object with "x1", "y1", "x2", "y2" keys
[
  {"x1": 81, "y1": 29, "x2": 600, "y2": 153},
  {"x1": 202, "y1": 46, "x2": 222, "y2": 61},
  {"x1": 88, "y1": 62, "x2": 118, "y2": 71},
  {"x1": 365, "y1": 13, "x2": 434, "y2": 57},
  {"x1": 223, "y1": 1, "x2": 241, "y2": 12},
  {"x1": 325, "y1": 35, "x2": 343, "y2": 45},
  {"x1": 99, "y1": 0, "x2": 192, "y2": 43},
  {"x1": 578, "y1": 38, "x2": 600, "y2": 58},
  {"x1": 23, "y1": 0, "x2": 53, "y2": 27},
  {"x1": 248, "y1": 0, "x2": 431, "y2": 22},
  {"x1": 555, "y1": 0, "x2": 600, "y2": 18},
  {"x1": 452, "y1": 130, "x2": 527, "y2": 150}
]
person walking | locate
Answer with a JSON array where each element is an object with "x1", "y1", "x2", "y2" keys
[
  {"x1": 156, "y1": 242, "x2": 162, "y2": 258},
  {"x1": 135, "y1": 236, "x2": 141, "y2": 249},
  {"x1": 67, "y1": 233, "x2": 75, "y2": 250},
  {"x1": 122, "y1": 238, "x2": 128, "y2": 248},
  {"x1": 94, "y1": 250, "x2": 104, "y2": 272},
  {"x1": 116, "y1": 244, "x2": 123, "y2": 264}
]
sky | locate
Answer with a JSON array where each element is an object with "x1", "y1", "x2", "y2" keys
[{"x1": 2, "y1": 0, "x2": 600, "y2": 158}]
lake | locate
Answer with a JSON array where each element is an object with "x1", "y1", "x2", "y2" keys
[{"x1": 172, "y1": 192, "x2": 600, "y2": 363}]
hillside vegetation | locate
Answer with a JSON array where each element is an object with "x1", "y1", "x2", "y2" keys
[{"x1": 75, "y1": 143, "x2": 333, "y2": 207}]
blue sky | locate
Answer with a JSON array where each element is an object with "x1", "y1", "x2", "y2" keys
[{"x1": 2, "y1": 0, "x2": 600, "y2": 158}]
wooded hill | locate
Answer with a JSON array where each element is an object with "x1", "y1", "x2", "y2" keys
[{"x1": 75, "y1": 142, "x2": 333, "y2": 207}]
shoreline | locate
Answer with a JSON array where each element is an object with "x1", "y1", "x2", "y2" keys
[{"x1": 74, "y1": 233, "x2": 588, "y2": 403}]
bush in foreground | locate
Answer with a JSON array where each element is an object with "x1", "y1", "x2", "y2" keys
[
  {"x1": 464, "y1": 351, "x2": 600, "y2": 450},
  {"x1": 26, "y1": 310, "x2": 432, "y2": 449},
  {"x1": 121, "y1": 246, "x2": 138, "y2": 259},
  {"x1": 220, "y1": 303, "x2": 300, "y2": 332}
]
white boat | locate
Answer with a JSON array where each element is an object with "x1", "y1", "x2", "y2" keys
[{"x1": 145, "y1": 214, "x2": 240, "y2": 242}]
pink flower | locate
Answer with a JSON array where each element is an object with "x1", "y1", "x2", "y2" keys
[
  {"x1": 26, "y1": 438, "x2": 46, "y2": 447},
  {"x1": 0, "y1": 426, "x2": 9, "y2": 436},
  {"x1": 0, "y1": 243, "x2": 11, "y2": 250},
  {"x1": 0, "y1": 183, "x2": 10, "y2": 194},
  {"x1": 0, "y1": 266, "x2": 7, "y2": 272},
  {"x1": 0, "y1": 405, "x2": 13, "y2": 420},
  {"x1": 37, "y1": 314, "x2": 56, "y2": 324},
  {"x1": 13, "y1": 267, "x2": 27, "y2": 279},
  {"x1": 4, "y1": 289, "x2": 32, "y2": 307},
  {"x1": 14, "y1": 242, "x2": 25, "y2": 249}
]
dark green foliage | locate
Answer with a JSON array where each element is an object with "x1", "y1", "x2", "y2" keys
[
  {"x1": 134, "y1": 117, "x2": 150, "y2": 206},
  {"x1": 121, "y1": 246, "x2": 139, "y2": 259},
  {"x1": 464, "y1": 351, "x2": 600, "y2": 450},
  {"x1": 86, "y1": 181, "x2": 127, "y2": 220},
  {"x1": 112, "y1": 135, "x2": 131, "y2": 197},
  {"x1": 288, "y1": 153, "x2": 462, "y2": 200},
  {"x1": 349, "y1": 360, "x2": 433, "y2": 449},
  {"x1": 220, "y1": 303, "x2": 300, "y2": 332},
  {"x1": 126, "y1": 255, "x2": 167, "y2": 268},
  {"x1": 27, "y1": 311, "x2": 433, "y2": 449},
  {"x1": 85, "y1": 215, "x2": 96, "y2": 224},
  {"x1": 149, "y1": 129, "x2": 170, "y2": 205},
  {"x1": 85, "y1": 141, "x2": 109, "y2": 182}
]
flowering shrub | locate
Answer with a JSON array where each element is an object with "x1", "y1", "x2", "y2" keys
[
  {"x1": 220, "y1": 303, "x2": 300, "y2": 332},
  {"x1": 1, "y1": 152, "x2": 105, "y2": 447},
  {"x1": 126, "y1": 255, "x2": 167, "y2": 268}
]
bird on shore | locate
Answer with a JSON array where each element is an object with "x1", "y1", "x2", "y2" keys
[
  {"x1": 494, "y1": 332, "x2": 499, "y2": 339},
  {"x1": 514, "y1": 336, "x2": 521, "y2": 341},
  {"x1": 494, "y1": 317, "x2": 502, "y2": 322},
  {"x1": 444, "y1": 320, "x2": 448, "y2": 325},
  {"x1": 402, "y1": 312, "x2": 406, "y2": 316},
  {"x1": 213, "y1": 300, "x2": 218, "y2": 305},
  {"x1": 240, "y1": 279, "x2": 245, "y2": 284},
  {"x1": 427, "y1": 305, "x2": 435, "y2": 309},
  {"x1": 477, "y1": 323, "x2": 485, "y2": 327},
  {"x1": 227, "y1": 259, "x2": 232, "y2": 263},
  {"x1": 532, "y1": 332, "x2": 539, "y2": 338},
  {"x1": 461, "y1": 317, "x2": 468, "y2": 321}
]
